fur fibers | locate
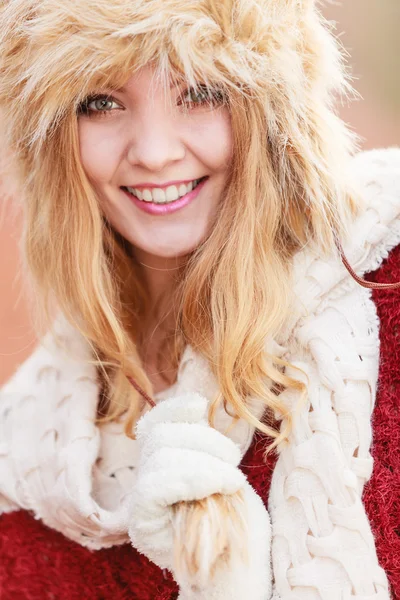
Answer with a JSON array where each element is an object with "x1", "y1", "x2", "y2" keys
[{"x1": 0, "y1": 0, "x2": 353, "y2": 159}]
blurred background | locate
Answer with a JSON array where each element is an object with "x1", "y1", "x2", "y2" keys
[{"x1": 1, "y1": 0, "x2": 399, "y2": 384}]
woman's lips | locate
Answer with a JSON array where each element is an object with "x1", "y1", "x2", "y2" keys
[{"x1": 121, "y1": 176, "x2": 208, "y2": 216}]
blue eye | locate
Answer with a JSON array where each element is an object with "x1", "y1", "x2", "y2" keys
[{"x1": 78, "y1": 95, "x2": 121, "y2": 116}]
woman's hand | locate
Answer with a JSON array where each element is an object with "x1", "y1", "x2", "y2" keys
[{"x1": 127, "y1": 393, "x2": 272, "y2": 599}]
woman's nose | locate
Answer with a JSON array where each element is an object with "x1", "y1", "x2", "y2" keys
[{"x1": 126, "y1": 116, "x2": 186, "y2": 173}]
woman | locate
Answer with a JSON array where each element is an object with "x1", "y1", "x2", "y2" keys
[{"x1": 0, "y1": 0, "x2": 399, "y2": 598}]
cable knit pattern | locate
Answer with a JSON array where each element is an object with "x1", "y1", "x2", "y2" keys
[
  {"x1": 1, "y1": 148, "x2": 400, "y2": 599},
  {"x1": 268, "y1": 148, "x2": 400, "y2": 599}
]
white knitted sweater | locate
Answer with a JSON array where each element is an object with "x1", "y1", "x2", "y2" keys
[{"x1": 1, "y1": 148, "x2": 400, "y2": 599}]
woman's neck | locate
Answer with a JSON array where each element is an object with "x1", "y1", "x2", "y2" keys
[{"x1": 132, "y1": 247, "x2": 186, "y2": 309}]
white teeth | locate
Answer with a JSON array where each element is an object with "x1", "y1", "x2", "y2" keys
[
  {"x1": 152, "y1": 188, "x2": 166, "y2": 203},
  {"x1": 125, "y1": 178, "x2": 203, "y2": 203},
  {"x1": 142, "y1": 189, "x2": 153, "y2": 202},
  {"x1": 165, "y1": 185, "x2": 179, "y2": 202}
]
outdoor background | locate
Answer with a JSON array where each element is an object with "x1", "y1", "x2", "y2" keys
[{"x1": 1, "y1": 0, "x2": 399, "y2": 384}]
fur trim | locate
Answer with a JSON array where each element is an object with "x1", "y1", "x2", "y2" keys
[{"x1": 0, "y1": 0, "x2": 352, "y2": 150}]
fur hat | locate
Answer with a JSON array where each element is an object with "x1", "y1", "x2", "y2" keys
[{"x1": 0, "y1": 0, "x2": 354, "y2": 163}]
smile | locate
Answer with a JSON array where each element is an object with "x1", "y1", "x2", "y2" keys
[
  {"x1": 122, "y1": 177, "x2": 207, "y2": 204},
  {"x1": 121, "y1": 176, "x2": 209, "y2": 216}
]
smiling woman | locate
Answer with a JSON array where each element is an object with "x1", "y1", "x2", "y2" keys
[
  {"x1": 77, "y1": 66, "x2": 232, "y2": 282},
  {"x1": 75, "y1": 66, "x2": 234, "y2": 389},
  {"x1": 0, "y1": 0, "x2": 399, "y2": 598}
]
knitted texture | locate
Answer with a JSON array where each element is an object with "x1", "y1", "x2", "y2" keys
[
  {"x1": 1, "y1": 245, "x2": 399, "y2": 599},
  {"x1": 0, "y1": 314, "x2": 399, "y2": 600},
  {"x1": 363, "y1": 244, "x2": 400, "y2": 598},
  {"x1": 260, "y1": 148, "x2": 400, "y2": 600},
  {"x1": 1, "y1": 148, "x2": 400, "y2": 599}
]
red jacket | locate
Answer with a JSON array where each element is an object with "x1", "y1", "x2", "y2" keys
[{"x1": 1, "y1": 245, "x2": 399, "y2": 600}]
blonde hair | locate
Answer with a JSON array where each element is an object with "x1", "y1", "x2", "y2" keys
[{"x1": 0, "y1": 0, "x2": 361, "y2": 585}]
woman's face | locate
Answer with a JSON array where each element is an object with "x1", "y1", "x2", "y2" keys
[{"x1": 77, "y1": 65, "x2": 233, "y2": 265}]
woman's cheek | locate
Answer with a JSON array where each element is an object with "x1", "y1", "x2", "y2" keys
[
  {"x1": 78, "y1": 123, "x2": 123, "y2": 183},
  {"x1": 196, "y1": 112, "x2": 233, "y2": 171}
]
